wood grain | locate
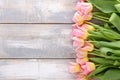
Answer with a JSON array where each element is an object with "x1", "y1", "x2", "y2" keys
[
  {"x1": 0, "y1": 0, "x2": 76, "y2": 23},
  {"x1": 0, "y1": 24, "x2": 75, "y2": 58},
  {"x1": 0, "y1": 59, "x2": 74, "y2": 80}
]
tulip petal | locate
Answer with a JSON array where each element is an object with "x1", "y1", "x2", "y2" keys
[
  {"x1": 82, "y1": 41, "x2": 94, "y2": 51},
  {"x1": 76, "y1": 57, "x2": 88, "y2": 65},
  {"x1": 75, "y1": 2, "x2": 93, "y2": 14},
  {"x1": 76, "y1": 73, "x2": 88, "y2": 80},
  {"x1": 76, "y1": 48, "x2": 88, "y2": 58},
  {"x1": 72, "y1": 29, "x2": 89, "y2": 40},
  {"x1": 69, "y1": 62, "x2": 81, "y2": 73},
  {"x1": 73, "y1": 37, "x2": 84, "y2": 48},
  {"x1": 81, "y1": 62, "x2": 96, "y2": 75},
  {"x1": 72, "y1": 11, "x2": 84, "y2": 25},
  {"x1": 82, "y1": 24, "x2": 95, "y2": 31}
]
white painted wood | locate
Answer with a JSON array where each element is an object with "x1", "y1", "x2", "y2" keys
[
  {"x1": 0, "y1": 0, "x2": 76, "y2": 23},
  {"x1": 0, "y1": 24, "x2": 75, "y2": 58},
  {"x1": 0, "y1": 59, "x2": 74, "y2": 80},
  {"x1": 39, "y1": 59, "x2": 74, "y2": 80},
  {"x1": 0, "y1": 59, "x2": 39, "y2": 80}
]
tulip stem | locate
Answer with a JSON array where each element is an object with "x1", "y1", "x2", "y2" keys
[
  {"x1": 87, "y1": 40, "x2": 98, "y2": 43},
  {"x1": 93, "y1": 16, "x2": 109, "y2": 23},
  {"x1": 93, "y1": 14, "x2": 109, "y2": 20}
]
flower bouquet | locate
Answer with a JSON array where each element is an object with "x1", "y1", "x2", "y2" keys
[{"x1": 69, "y1": 0, "x2": 120, "y2": 80}]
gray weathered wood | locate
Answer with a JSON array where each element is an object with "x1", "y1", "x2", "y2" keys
[
  {"x1": 0, "y1": 59, "x2": 74, "y2": 80},
  {"x1": 39, "y1": 59, "x2": 74, "y2": 80},
  {"x1": 0, "y1": 24, "x2": 75, "y2": 58},
  {"x1": 0, "y1": 0, "x2": 76, "y2": 23},
  {"x1": 0, "y1": 59, "x2": 39, "y2": 80}
]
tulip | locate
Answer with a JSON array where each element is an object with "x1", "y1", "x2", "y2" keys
[
  {"x1": 76, "y1": 57, "x2": 89, "y2": 65},
  {"x1": 81, "y1": 62, "x2": 96, "y2": 75},
  {"x1": 72, "y1": 11, "x2": 84, "y2": 25},
  {"x1": 72, "y1": 26, "x2": 88, "y2": 39},
  {"x1": 73, "y1": 37, "x2": 84, "y2": 48},
  {"x1": 73, "y1": 11, "x2": 92, "y2": 26},
  {"x1": 75, "y1": 71, "x2": 88, "y2": 80},
  {"x1": 82, "y1": 41, "x2": 94, "y2": 51},
  {"x1": 76, "y1": 77, "x2": 88, "y2": 80},
  {"x1": 82, "y1": 24, "x2": 95, "y2": 31},
  {"x1": 76, "y1": 48, "x2": 88, "y2": 58},
  {"x1": 72, "y1": 24, "x2": 87, "y2": 32},
  {"x1": 75, "y1": 2, "x2": 93, "y2": 14},
  {"x1": 69, "y1": 62, "x2": 82, "y2": 73},
  {"x1": 72, "y1": 24, "x2": 94, "y2": 32}
]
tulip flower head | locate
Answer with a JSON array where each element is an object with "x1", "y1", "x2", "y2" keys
[
  {"x1": 72, "y1": 26, "x2": 89, "y2": 39},
  {"x1": 75, "y1": 48, "x2": 88, "y2": 58},
  {"x1": 81, "y1": 62, "x2": 96, "y2": 75},
  {"x1": 76, "y1": 72, "x2": 88, "y2": 80},
  {"x1": 75, "y1": 2, "x2": 93, "y2": 14},
  {"x1": 69, "y1": 62, "x2": 82, "y2": 73},
  {"x1": 76, "y1": 57, "x2": 89, "y2": 65},
  {"x1": 73, "y1": 11, "x2": 92, "y2": 26},
  {"x1": 72, "y1": 37, "x2": 84, "y2": 48},
  {"x1": 82, "y1": 24, "x2": 95, "y2": 31},
  {"x1": 82, "y1": 41, "x2": 94, "y2": 52}
]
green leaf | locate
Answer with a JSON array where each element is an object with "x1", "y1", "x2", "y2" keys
[
  {"x1": 88, "y1": 65, "x2": 108, "y2": 78},
  {"x1": 90, "y1": 57, "x2": 114, "y2": 65},
  {"x1": 88, "y1": 0, "x2": 119, "y2": 13},
  {"x1": 109, "y1": 13, "x2": 120, "y2": 32},
  {"x1": 102, "y1": 69, "x2": 120, "y2": 80},
  {"x1": 115, "y1": 4, "x2": 120, "y2": 13},
  {"x1": 100, "y1": 47, "x2": 112, "y2": 55}
]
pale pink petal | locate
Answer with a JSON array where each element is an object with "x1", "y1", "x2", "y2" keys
[
  {"x1": 83, "y1": 13, "x2": 92, "y2": 20},
  {"x1": 82, "y1": 41, "x2": 94, "y2": 51},
  {"x1": 69, "y1": 62, "x2": 81, "y2": 73},
  {"x1": 72, "y1": 37, "x2": 84, "y2": 48},
  {"x1": 76, "y1": 73, "x2": 88, "y2": 80},
  {"x1": 75, "y1": 2, "x2": 93, "y2": 14},
  {"x1": 75, "y1": 48, "x2": 88, "y2": 58},
  {"x1": 76, "y1": 57, "x2": 88, "y2": 65},
  {"x1": 72, "y1": 11, "x2": 84, "y2": 25},
  {"x1": 81, "y1": 62, "x2": 96, "y2": 75},
  {"x1": 82, "y1": 24, "x2": 95, "y2": 31},
  {"x1": 72, "y1": 28, "x2": 88, "y2": 39}
]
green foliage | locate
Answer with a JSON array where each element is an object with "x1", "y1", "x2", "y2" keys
[
  {"x1": 88, "y1": 0, "x2": 119, "y2": 13},
  {"x1": 102, "y1": 69, "x2": 120, "y2": 80}
]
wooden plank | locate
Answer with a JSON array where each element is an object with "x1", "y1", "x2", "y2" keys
[
  {"x1": 0, "y1": 59, "x2": 74, "y2": 80},
  {"x1": 39, "y1": 59, "x2": 74, "y2": 80},
  {"x1": 0, "y1": 0, "x2": 76, "y2": 23},
  {"x1": 0, "y1": 24, "x2": 75, "y2": 58},
  {"x1": 0, "y1": 59, "x2": 39, "y2": 80}
]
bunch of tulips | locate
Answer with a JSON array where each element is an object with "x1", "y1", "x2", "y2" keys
[
  {"x1": 70, "y1": 0, "x2": 120, "y2": 80},
  {"x1": 69, "y1": 0, "x2": 95, "y2": 80}
]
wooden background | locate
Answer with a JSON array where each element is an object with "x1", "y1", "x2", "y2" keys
[{"x1": 0, "y1": 0, "x2": 77, "y2": 80}]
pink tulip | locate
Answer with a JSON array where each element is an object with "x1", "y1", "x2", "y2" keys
[
  {"x1": 72, "y1": 24, "x2": 81, "y2": 30},
  {"x1": 82, "y1": 41, "x2": 94, "y2": 51},
  {"x1": 76, "y1": 48, "x2": 88, "y2": 58},
  {"x1": 69, "y1": 62, "x2": 82, "y2": 73},
  {"x1": 81, "y1": 62, "x2": 96, "y2": 75},
  {"x1": 72, "y1": 37, "x2": 84, "y2": 48},
  {"x1": 72, "y1": 24, "x2": 87, "y2": 32},
  {"x1": 72, "y1": 11, "x2": 84, "y2": 25},
  {"x1": 76, "y1": 57, "x2": 88, "y2": 65},
  {"x1": 73, "y1": 11, "x2": 92, "y2": 26},
  {"x1": 76, "y1": 77, "x2": 88, "y2": 80},
  {"x1": 72, "y1": 24, "x2": 94, "y2": 33},
  {"x1": 76, "y1": 73, "x2": 88, "y2": 80},
  {"x1": 75, "y1": 2, "x2": 93, "y2": 14},
  {"x1": 82, "y1": 24, "x2": 95, "y2": 31},
  {"x1": 72, "y1": 26, "x2": 88, "y2": 40}
]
